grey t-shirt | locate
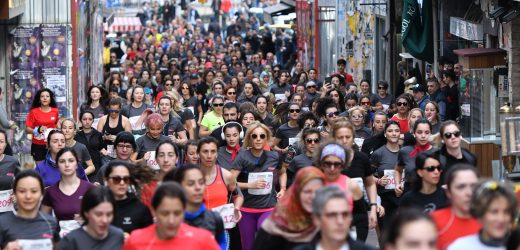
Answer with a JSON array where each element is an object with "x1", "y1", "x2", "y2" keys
[
  {"x1": 287, "y1": 154, "x2": 313, "y2": 187},
  {"x1": 231, "y1": 150, "x2": 279, "y2": 209},
  {"x1": 57, "y1": 225, "x2": 124, "y2": 250},
  {"x1": 0, "y1": 212, "x2": 58, "y2": 248},
  {"x1": 163, "y1": 115, "x2": 186, "y2": 136},
  {"x1": 217, "y1": 146, "x2": 234, "y2": 170},
  {"x1": 135, "y1": 135, "x2": 172, "y2": 159},
  {"x1": 121, "y1": 103, "x2": 153, "y2": 135},
  {"x1": 370, "y1": 146, "x2": 399, "y2": 193},
  {"x1": 398, "y1": 146, "x2": 435, "y2": 183},
  {"x1": 72, "y1": 142, "x2": 92, "y2": 170},
  {"x1": 0, "y1": 155, "x2": 20, "y2": 190}
]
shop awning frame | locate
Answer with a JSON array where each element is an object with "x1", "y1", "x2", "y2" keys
[{"x1": 103, "y1": 16, "x2": 142, "y2": 33}]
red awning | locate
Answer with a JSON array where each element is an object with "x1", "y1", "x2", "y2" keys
[{"x1": 104, "y1": 17, "x2": 143, "y2": 33}]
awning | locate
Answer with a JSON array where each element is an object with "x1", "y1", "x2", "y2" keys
[{"x1": 103, "y1": 17, "x2": 143, "y2": 33}]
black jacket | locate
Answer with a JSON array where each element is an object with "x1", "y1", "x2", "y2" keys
[
  {"x1": 112, "y1": 195, "x2": 153, "y2": 233},
  {"x1": 75, "y1": 129, "x2": 106, "y2": 182}
]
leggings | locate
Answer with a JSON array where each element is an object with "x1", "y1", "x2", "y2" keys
[{"x1": 238, "y1": 210, "x2": 272, "y2": 250}]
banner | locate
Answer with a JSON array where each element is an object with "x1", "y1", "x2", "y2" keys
[
  {"x1": 9, "y1": 25, "x2": 69, "y2": 154},
  {"x1": 401, "y1": 0, "x2": 434, "y2": 63}
]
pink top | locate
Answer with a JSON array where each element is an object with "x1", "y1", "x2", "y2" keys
[{"x1": 325, "y1": 174, "x2": 354, "y2": 210}]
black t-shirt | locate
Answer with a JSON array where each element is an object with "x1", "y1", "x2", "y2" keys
[
  {"x1": 274, "y1": 123, "x2": 299, "y2": 149},
  {"x1": 343, "y1": 151, "x2": 373, "y2": 178},
  {"x1": 361, "y1": 133, "x2": 386, "y2": 157},
  {"x1": 400, "y1": 188, "x2": 447, "y2": 213}
]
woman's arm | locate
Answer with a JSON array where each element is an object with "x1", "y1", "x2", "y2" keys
[
  {"x1": 122, "y1": 117, "x2": 133, "y2": 132},
  {"x1": 277, "y1": 164, "x2": 287, "y2": 199},
  {"x1": 394, "y1": 164, "x2": 404, "y2": 197},
  {"x1": 174, "y1": 130, "x2": 188, "y2": 145},
  {"x1": 84, "y1": 159, "x2": 96, "y2": 176}
]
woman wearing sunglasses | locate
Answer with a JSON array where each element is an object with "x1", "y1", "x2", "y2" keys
[
  {"x1": 437, "y1": 121, "x2": 476, "y2": 178},
  {"x1": 272, "y1": 103, "x2": 301, "y2": 155},
  {"x1": 348, "y1": 106, "x2": 372, "y2": 150},
  {"x1": 199, "y1": 95, "x2": 225, "y2": 137},
  {"x1": 287, "y1": 128, "x2": 321, "y2": 187},
  {"x1": 97, "y1": 98, "x2": 132, "y2": 158},
  {"x1": 400, "y1": 151, "x2": 447, "y2": 213},
  {"x1": 41, "y1": 148, "x2": 94, "y2": 236},
  {"x1": 315, "y1": 98, "x2": 340, "y2": 140},
  {"x1": 394, "y1": 118, "x2": 435, "y2": 198},
  {"x1": 231, "y1": 122, "x2": 284, "y2": 250},
  {"x1": 447, "y1": 180, "x2": 517, "y2": 250},
  {"x1": 390, "y1": 94, "x2": 413, "y2": 134},
  {"x1": 224, "y1": 85, "x2": 238, "y2": 103},
  {"x1": 104, "y1": 160, "x2": 153, "y2": 234}
]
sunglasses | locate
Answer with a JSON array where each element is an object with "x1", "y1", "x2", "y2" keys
[
  {"x1": 173, "y1": 78, "x2": 181, "y2": 81},
  {"x1": 251, "y1": 133, "x2": 266, "y2": 139},
  {"x1": 396, "y1": 102, "x2": 408, "y2": 107},
  {"x1": 444, "y1": 131, "x2": 461, "y2": 139},
  {"x1": 422, "y1": 165, "x2": 442, "y2": 172},
  {"x1": 306, "y1": 138, "x2": 320, "y2": 144},
  {"x1": 213, "y1": 103, "x2": 224, "y2": 107},
  {"x1": 289, "y1": 109, "x2": 300, "y2": 113},
  {"x1": 307, "y1": 85, "x2": 316, "y2": 89},
  {"x1": 327, "y1": 111, "x2": 340, "y2": 118},
  {"x1": 165, "y1": 84, "x2": 173, "y2": 86},
  {"x1": 227, "y1": 92, "x2": 236, "y2": 95},
  {"x1": 378, "y1": 86, "x2": 386, "y2": 89},
  {"x1": 108, "y1": 109, "x2": 120, "y2": 113},
  {"x1": 109, "y1": 176, "x2": 131, "y2": 184},
  {"x1": 322, "y1": 161, "x2": 343, "y2": 169},
  {"x1": 361, "y1": 102, "x2": 370, "y2": 105}
]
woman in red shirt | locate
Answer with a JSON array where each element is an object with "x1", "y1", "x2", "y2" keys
[
  {"x1": 25, "y1": 88, "x2": 59, "y2": 163},
  {"x1": 390, "y1": 94, "x2": 413, "y2": 134}
]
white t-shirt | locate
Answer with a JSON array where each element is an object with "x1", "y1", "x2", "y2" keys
[{"x1": 448, "y1": 235, "x2": 505, "y2": 250}]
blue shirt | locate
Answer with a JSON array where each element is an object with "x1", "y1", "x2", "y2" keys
[{"x1": 35, "y1": 153, "x2": 88, "y2": 187}]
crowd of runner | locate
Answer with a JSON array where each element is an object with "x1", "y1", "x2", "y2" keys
[{"x1": 0, "y1": 0, "x2": 518, "y2": 250}]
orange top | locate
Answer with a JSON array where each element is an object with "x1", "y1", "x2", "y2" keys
[
  {"x1": 204, "y1": 166, "x2": 229, "y2": 209},
  {"x1": 431, "y1": 207, "x2": 481, "y2": 250},
  {"x1": 391, "y1": 115, "x2": 409, "y2": 134},
  {"x1": 325, "y1": 174, "x2": 354, "y2": 210}
]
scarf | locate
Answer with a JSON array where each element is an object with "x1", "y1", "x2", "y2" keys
[
  {"x1": 409, "y1": 143, "x2": 432, "y2": 157},
  {"x1": 227, "y1": 144, "x2": 240, "y2": 161}
]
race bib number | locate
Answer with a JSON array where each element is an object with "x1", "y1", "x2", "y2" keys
[
  {"x1": 212, "y1": 203, "x2": 236, "y2": 229},
  {"x1": 461, "y1": 104, "x2": 470, "y2": 116},
  {"x1": 383, "y1": 170, "x2": 397, "y2": 190},
  {"x1": 248, "y1": 172, "x2": 273, "y2": 195},
  {"x1": 288, "y1": 137, "x2": 298, "y2": 147},
  {"x1": 92, "y1": 118, "x2": 100, "y2": 130},
  {"x1": 18, "y1": 239, "x2": 53, "y2": 250},
  {"x1": 146, "y1": 151, "x2": 159, "y2": 171},
  {"x1": 0, "y1": 190, "x2": 13, "y2": 213},
  {"x1": 59, "y1": 220, "x2": 80, "y2": 237},
  {"x1": 129, "y1": 116, "x2": 144, "y2": 131},
  {"x1": 354, "y1": 138, "x2": 364, "y2": 150},
  {"x1": 107, "y1": 145, "x2": 116, "y2": 158},
  {"x1": 274, "y1": 94, "x2": 287, "y2": 103}
]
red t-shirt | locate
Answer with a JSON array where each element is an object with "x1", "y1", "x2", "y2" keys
[
  {"x1": 25, "y1": 107, "x2": 59, "y2": 145},
  {"x1": 390, "y1": 115, "x2": 409, "y2": 134},
  {"x1": 334, "y1": 71, "x2": 354, "y2": 84},
  {"x1": 140, "y1": 180, "x2": 158, "y2": 210},
  {"x1": 431, "y1": 207, "x2": 481, "y2": 250},
  {"x1": 123, "y1": 223, "x2": 220, "y2": 250}
]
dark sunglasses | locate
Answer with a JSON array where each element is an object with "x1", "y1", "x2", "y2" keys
[
  {"x1": 443, "y1": 131, "x2": 461, "y2": 139},
  {"x1": 361, "y1": 102, "x2": 370, "y2": 105},
  {"x1": 109, "y1": 176, "x2": 130, "y2": 184},
  {"x1": 173, "y1": 78, "x2": 181, "y2": 81},
  {"x1": 327, "y1": 111, "x2": 340, "y2": 118},
  {"x1": 108, "y1": 109, "x2": 120, "y2": 113},
  {"x1": 165, "y1": 83, "x2": 173, "y2": 86},
  {"x1": 307, "y1": 85, "x2": 316, "y2": 89},
  {"x1": 306, "y1": 138, "x2": 320, "y2": 144},
  {"x1": 378, "y1": 86, "x2": 386, "y2": 89},
  {"x1": 322, "y1": 161, "x2": 343, "y2": 169},
  {"x1": 227, "y1": 92, "x2": 236, "y2": 95},
  {"x1": 251, "y1": 133, "x2": 266, "y2": 139},
  {"x1": 396, "y1": 102, "x2": 408, "y2": 107},
  {"x1": 289, "y1": 109, "x2": 300, "y2": 113},
  {"x1": 213, "y1": 103, "x2": 224, "y2": 107},
  {"x1": 422, "y1": 165, "x2": 442, "y2": 172}
]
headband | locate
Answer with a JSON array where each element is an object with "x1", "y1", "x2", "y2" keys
[{"x1": 320, "y1": 144, "x2": 346, "y2": 162}]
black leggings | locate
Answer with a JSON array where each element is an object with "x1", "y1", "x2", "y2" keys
[{"x1": 352, "y1": 211, "x2": 369, "y2": 242}]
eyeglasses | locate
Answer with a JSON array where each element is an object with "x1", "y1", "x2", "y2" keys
[
  {"x1": 108, "y1": 176, "x2": 131, "y2": 184},
  {"x1": 327, "y1": 111, "x2": 340, "y2": 118},
  {"x1": 289, "y1": 109, "x2": 300, "y2": 113},
  {"x1": 443, "y1": 131, "x2": 461, "y2": 139},
  {"x1": 213, "y1": 103, "x2": 224, "y2": 107},
  {"x1": 422, "y1": 165, "x2": 442, "y2": 172},
  {"x1": 396, "y1": 102, "x2": 408, "y2": 107},
  {"x1": 251, "y1": 133, "x2": 266, "y2": 139},
  {"x1": 351, "y1": 115, "x2": 363, "y2": 120},
  {"x1": 307, "y1": 85, "x2": 316, "y2": 89},
  {"x1": 173, "y1": 78, "x2": 181, "y2": 81},
  {"x1": 378, "y1": 86, "x2": 386, "y2": 89},
  {"x1": 322, "y1": 161, "x2": 343, "y2": 169},
  {"x1": 306, "y1": 138, "x2": 320, "y2": 144},
  {"x1": 227, "y1": 92, "x2": 236, "y2": 95},
  {"x1": 116, "y1": 144, "x2": 133, "y2": 150},
  {"x1": 165, "y1": 83, "x2": 173, "y2": 86},
  {"x1": 323, "y1": 211, "x2": 351, "y2": 220},
  {"x1": 361, "y1": 102, "x2": 370, "y2": 105},
  {"x1": 108, "y1": 109, "x2": 120, "y2": 113}
]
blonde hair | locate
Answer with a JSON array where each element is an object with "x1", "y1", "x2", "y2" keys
[
  {"x1": 331, "y1": 117, "x2": 355, "y2": 138},
  {"x1": 243, "y1": 121, "x2": 272, "y2": 149}
]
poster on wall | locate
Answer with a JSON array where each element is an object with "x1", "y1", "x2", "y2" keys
[{"x1": 9, "y1": 25, "x2": 69, "y2": 155}]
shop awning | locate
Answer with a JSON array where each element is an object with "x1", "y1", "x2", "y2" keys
[
  {"x1": 262, "y1": 0, "x2": 295, "y2": 24},
  {"x1": 103, "y1": 17, "x2": 143, "y2": 33}
]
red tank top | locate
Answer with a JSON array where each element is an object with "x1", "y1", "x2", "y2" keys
[
  {"x1": 204, "y1": 166, "x2": 229, "y2": 209},
  {"x1": 325, "y1": 174, "x2": 354, "y2": 209}
]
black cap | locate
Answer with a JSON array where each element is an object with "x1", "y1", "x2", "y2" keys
[
  {"x1": 412, "y1": 84, "x2": 427, "y2": 93},
  {"x1": 190, "y1": 73, "x2": 199, "y2": 79}
]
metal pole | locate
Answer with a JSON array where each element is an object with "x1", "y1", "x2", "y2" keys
[
  {"x1": 433, "y1": 0, "x2": 438, "y2": 79},
  {"x1": 334, "y1": 0, "x2": 339, "y2": 72}
]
